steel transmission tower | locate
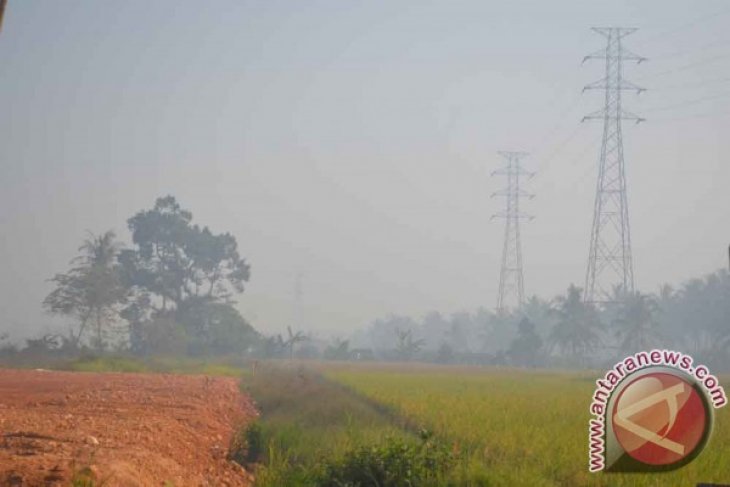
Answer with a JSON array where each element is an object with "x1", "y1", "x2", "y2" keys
[
  {"x1": 582, "y1": 27, "x2": 645, "y2": 304},
  {"x1": 492, "y1": 151, "x2": 534, "y2": 314}
]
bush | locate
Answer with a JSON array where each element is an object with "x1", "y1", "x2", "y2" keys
[
  {"x1": 230, "y1": 421, "x2": 265, "y2": 465},
  {"x1": 318, "y1": 432, "x2": 455, "y2": 487}
]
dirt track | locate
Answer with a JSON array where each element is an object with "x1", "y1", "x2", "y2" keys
[{"x1": 0, "y1": 369, "x2": 257, "y2": 486}]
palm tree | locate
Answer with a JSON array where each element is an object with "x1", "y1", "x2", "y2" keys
[
  {"x1": 694, "y1": 271, "x2": 730, "y2": 363},
  {"x1": 80, "y1": 232, "x2": 126, "y2": 349},
  {"x1": 261, "y1": 334, "x2": 287, "y2": 358},
  {"x1": 549, "y1": 284, "x2": 602, "y2": 365},
  {"x1": 324, "y1": 338, "x2": 350, "y2": 360},
  {"x1": 285, "y1": 326, "x2": 308, "y2": 359},
  {"x1": 446, "y1": 312, "x2": 472, "y2": 353},
  {"x1": 613, "y1": 291, "x2": 660, "y2": 353},
  {"x1": 44, "y1": 230, "x2": 125, "y2": 350},
  {"x1": 655, "y1": 284, "x2": 678, "y2": 343},
  {"x1": 678, "y1": 278, "x2": 710, "y2": 354},
  {"x1": 395, "y1": 329, "x2": 425, "y2": 361},
  {"x1": 522, "y1": 295, "x2": 553, "y2": 342},
  {"x1": 473, "y1": 307, "x2": 496, "y2": 352},
  {"x1": 77, "y1": 231, "x2": 120, "y2": 268},
  {"x1": 509, "y1": 317, "x2": 543, "y2": 367}
]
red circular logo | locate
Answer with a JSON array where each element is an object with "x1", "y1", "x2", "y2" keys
[{"x1": 612, "y1": 372, "x2": 709, "y2": 466}]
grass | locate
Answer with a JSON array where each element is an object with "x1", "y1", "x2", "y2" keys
[
  {"x1": 57, "y1": 354, "x2": 251, "y2": 377},
  {"x1": 63, "y1": 355, "x2": 150, "y2": 373},
  {"x1": 239, "y1": 363, "x2": 418, "y2": 486},
  {"x1": 324, "y1": 363, "x2": 730, "y2": 486},
  {"x1": 69, "y1": 451, "x2": 109, "y2": 487}
]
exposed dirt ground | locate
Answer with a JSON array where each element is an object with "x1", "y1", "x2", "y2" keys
[{"x1": 0, "y1": 369, "x2": 257, "y2": 486}]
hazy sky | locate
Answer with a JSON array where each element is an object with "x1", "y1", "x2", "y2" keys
[{"x1": 1, "y1": 0, "x2": 729, "y2": 339}]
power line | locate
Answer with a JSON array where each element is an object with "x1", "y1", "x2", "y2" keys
[
  {"x1": 532, "y1": 33, "x2": 724, "y2": 190},
  {"x1": 650, "y1": 38, "x2": 730, "y2": 61},
  {"x1": 530, "y1": 130, "x2": 601, "y2": 196},
  {"x1": 526, "y1": 28, "x2": 605, "y2": 160},
  {"x1": 529, "y1": 94, "x2": 586, "y2": 155},
  {"x1": 634, "y1": 6, "x2": 730, "y2": 48},
  {"x1": 526, "y1": 97, "x2": 591, "y2": 192},
  {"x1": 534, "y1": 123, "x2": 586, "y2": 171},
  {"x1": 651, "y1": 107, "x2": 730, "y2": 123},
  {"x1": 635, "y1": 51, "x2": 730, "y2": 81},
  {"x1": 653, "y1": 74, "x2": 730, "y2": 91},
  {"x1": 641, "y1": 89, "x2": 730, "y2": 113}
]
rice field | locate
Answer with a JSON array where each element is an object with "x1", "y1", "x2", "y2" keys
[
  {"x1": 19, "y1": 356, "x2": 729, "y2": 485},
  {"x1": 324, "y1": 364, "x2": 730, "y2": 487}
]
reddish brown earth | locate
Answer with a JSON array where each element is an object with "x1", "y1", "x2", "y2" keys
[{"x1": 0, "y1": 369, "x2": 257, "y2": 486}]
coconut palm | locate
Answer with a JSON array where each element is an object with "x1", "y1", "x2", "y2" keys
[
  {"x1": 324, "y1": 337, "x2": 350, "y2": 360},
  {"x1": 522, "y1": 295, "x2": 553, "y2": 342},
  {"x1": 549, "y1": 284, "x2": 602, "y2": 365},
  {"x1": 509, "y1": 317, "x2": 543, "y2": 367},
  {"x1": 612, "y1": 291, "x2": 660, "y2": 353},
  {"x1": 44, "y1": 231, "x2": 126, "y2": 350},
  {"x1": 284, "y1": 326, "x2": 308, "y2": 359},
  {"x1": 395, "y1": 329, "x2": 425, "y2": 361}
]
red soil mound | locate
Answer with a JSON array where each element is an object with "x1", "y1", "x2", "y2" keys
[{"x1": 0, "y1": 369, "x2": 257, "y2": 486}]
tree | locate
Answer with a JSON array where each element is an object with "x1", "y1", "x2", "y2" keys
[
  {"x1": 549, "y1": 284, "x2": 602, "y2": 365},
  {"x1": 43, "y1": 231, "x2": 126, "y2": 350},
  {"x1": 612, "y1": 291, "x2": 661, "y2": 353},
  {"x1": 395, "y1": 329, "x2": 425, "y2": 361},
  {"x1": 24, "y1": 334, "x2": 67, "y2": 354},
  {"x1": 119, "y1": 196, "x2": 250, "y2": 314},
  {"x1": 142, "y1": 315, "x2": 187, "y2": 355},
  {"x1": 700, "y1": 271, "x2": 730, "y2": 362},
  {"x1": 259, "y1": 334, "x2": 287, "y2": 358},
  {"x1": 366, "y1": 315, "x2": 419, "y2": 352},
  {"x1": 473, "y1": 307, "x2": 497, "y2": 352},
  {"x1": 284, "y1": 326, "x2": 308, "y2": 359},
  {"x1": 435, "y1": 342, "x2": 455, "y2": 364},
  {"x1": 120, "y1": 293, "x2": 153, "y2": 354},
  {"x1": 479, "y1": 311, "x2": 515, "y2": 355},
  {"x1": 421, "y1": 311, "x2": 449, "y2": 351},
  {"x1": 509, "y1": 317, "x2": 543, "y2": 367},
  {"x1": 446, "y1": 312, "x2": 473, "y2": 353},
  {"x1": 118, "y1": 196, "x2": 253, "y2": 354},
  {"x1": 680, "y1": 278, "x2": 713, "y2": 354},
  {"x1": 660, "y1": 270, "x2": 730, "y2": 365},
  {"x1": 655, "y1": 284, "x2": 681, "y2": 345},
  {"x1": 324, "y1": 338, "x2": 351, "y2": 361},
  {"x1": 178, "y1": 299, "x2": 259, "y2": 355},
  {"x1": 522, "y1": 295, "x2": 554, "y2": 342}
]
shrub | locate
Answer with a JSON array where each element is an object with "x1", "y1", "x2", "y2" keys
[
  {"x1": 318, "y1": 432, "x2": 455, "y2": 487},
  {"x1": 230, "y1": 421, "x2": 265, "y2": 465}
]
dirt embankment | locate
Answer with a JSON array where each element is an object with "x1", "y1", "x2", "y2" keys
[{"x1": 0, "y1": 369, "x2": 257, "y2": 486}]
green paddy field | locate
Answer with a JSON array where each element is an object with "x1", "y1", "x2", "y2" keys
[{"x1": 246, "y1": 362, "x2": 730, "y2": 486}]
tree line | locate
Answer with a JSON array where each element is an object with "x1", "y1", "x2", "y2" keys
[
  {"x1": 350, "y1": 273, "x2": 730, "y2": 370},
  {"x1": 39, "y1": 196, "x2": 259, "y2": 356},
  {"x1": 4, "y1": 194, "x2": 727, "y2": 370}
]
